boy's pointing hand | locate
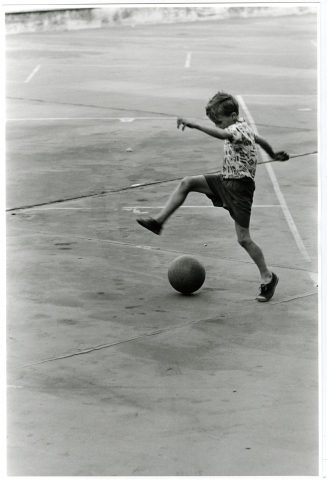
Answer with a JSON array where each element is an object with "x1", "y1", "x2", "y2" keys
[{"x1": 177, "y1": 118, "x2": 193, "y2": 130}]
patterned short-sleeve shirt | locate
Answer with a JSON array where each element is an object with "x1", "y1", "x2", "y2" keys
[{"x1": 222, "y1": 119, "x2": 257, "y2": 180}]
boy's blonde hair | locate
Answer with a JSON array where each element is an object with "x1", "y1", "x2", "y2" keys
[{"x1": 206, "y1": 92, "x2": 239, "y2": 123}]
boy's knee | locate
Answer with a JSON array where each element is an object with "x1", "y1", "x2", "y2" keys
[
  {"x1": 179, "y1": 176, "x2": 194, "y2": 192},
  {"x1": 237, "y1": 236, "x2": 252, "y2": 249}
]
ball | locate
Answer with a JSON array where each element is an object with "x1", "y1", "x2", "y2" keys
[{"x1": 168, "y1": 255, "x2": 206, "y2": 294}]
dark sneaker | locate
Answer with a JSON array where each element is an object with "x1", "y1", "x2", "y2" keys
[
  {"x1": 256, "y1": 272, "x2": 279, "y2": 302},
  {"x1": 137, "y1": 217, "x2": 162, "y2": 235}
]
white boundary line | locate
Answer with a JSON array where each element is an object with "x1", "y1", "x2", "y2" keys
[
  {"x1": 24, "y1": 64, "x2": 40, "y2": 84},
  {"x1": 184, "y1": 52, "x2": 192, "y2": 68},
  {"x1": 123, "y1": 204, "x2": 281, "y2": 211},
  {"x1": 236, "y1": 94, "x2": 316, "y2": 98},
  {"x1": 236, "y1": 95, "x2": 311, "y2": 263},
  {"x1": 6, "y1": 116, "x2": 177, "y2": 122},
  {"x1": 10, "y1": 204, "x2": 282, "y2": 213}
]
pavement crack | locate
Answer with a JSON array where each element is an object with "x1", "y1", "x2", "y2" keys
[
  {"x1": 270, "y1": 290, "x2": 318, "y2": 304},
  {"x1": 20, "y1": 324, "x2": 194, "y2": 367},
  {"x1": 6, "y1": 95, "x2": 176, "y2": 119}
]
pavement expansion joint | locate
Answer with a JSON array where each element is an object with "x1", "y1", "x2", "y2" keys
[{"x1": 17, "y1": 286, "x2": 316, "y2": 369}]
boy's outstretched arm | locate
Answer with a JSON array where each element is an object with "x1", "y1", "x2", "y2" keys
[
  {"x1": 255, "y1": 134, "x2": 289, "y2": 160},
  {"x1": 177, "y1": 118, "x2": 232, "y2": 141}
]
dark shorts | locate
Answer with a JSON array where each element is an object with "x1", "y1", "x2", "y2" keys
[{"x1": 204, "y1": 174, "x2": 255, "y2": 228}]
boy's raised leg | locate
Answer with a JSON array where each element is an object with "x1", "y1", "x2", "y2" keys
[{"x1": 137, "y1": 175, "x2": 213, "y2": 234}]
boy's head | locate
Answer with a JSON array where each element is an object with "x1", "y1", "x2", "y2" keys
[{"x1": 206, "y1": 92, "x2": 239, "y2": 128}]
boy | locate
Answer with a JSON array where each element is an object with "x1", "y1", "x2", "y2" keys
[{"x1": 137, "y1": 92, "x2": 289, "y2": 302}]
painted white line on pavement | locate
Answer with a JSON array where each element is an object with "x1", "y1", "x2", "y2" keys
[
  {"x1": 123, "y1": 205, "x2": 281, "y2": 211},
  {"x1": 14, "y1": 204, "x2": 282, "y2": 213},
  {"x1": 239, "y1": 94, "x2": 316, "y2": 97},
  {"x1": 237, "y1": 95, "x2": 311, "y2": 263},
  {"x1": 184, "y1": 52, "x2": 192, "y2": 68},
  {"x1": 26, "y1": 207, "x2": 94, "y2": 211},
  {"x1": 7, "y1": 116, "x2": 178, "y2": 122},
  {"x1": 24, "y1": 64, "x2": 40, "y2": 83}
]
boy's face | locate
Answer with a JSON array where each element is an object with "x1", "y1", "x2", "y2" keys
[{"x1": 213, "y1": 110, "x2": 237, "y2": 129}]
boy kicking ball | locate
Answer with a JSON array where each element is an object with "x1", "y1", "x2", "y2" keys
[{"x1": 137, "y1": 92, "x2": 289, "y2": 302}]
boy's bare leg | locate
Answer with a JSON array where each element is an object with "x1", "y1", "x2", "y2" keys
[
  {"x1": 155, "y1": 175, "x2": 213, "y2": 224},
  {"x1": 234, "y1": 222, "x2": 272, "y2": 284}
]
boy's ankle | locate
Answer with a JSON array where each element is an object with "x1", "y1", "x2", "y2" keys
[
  {"x1": 257, "y1": 272, "x2": 279, "y2": 302},
  {"x1": 261, "y1": 272, "x2": 272, "y2": 285}
]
